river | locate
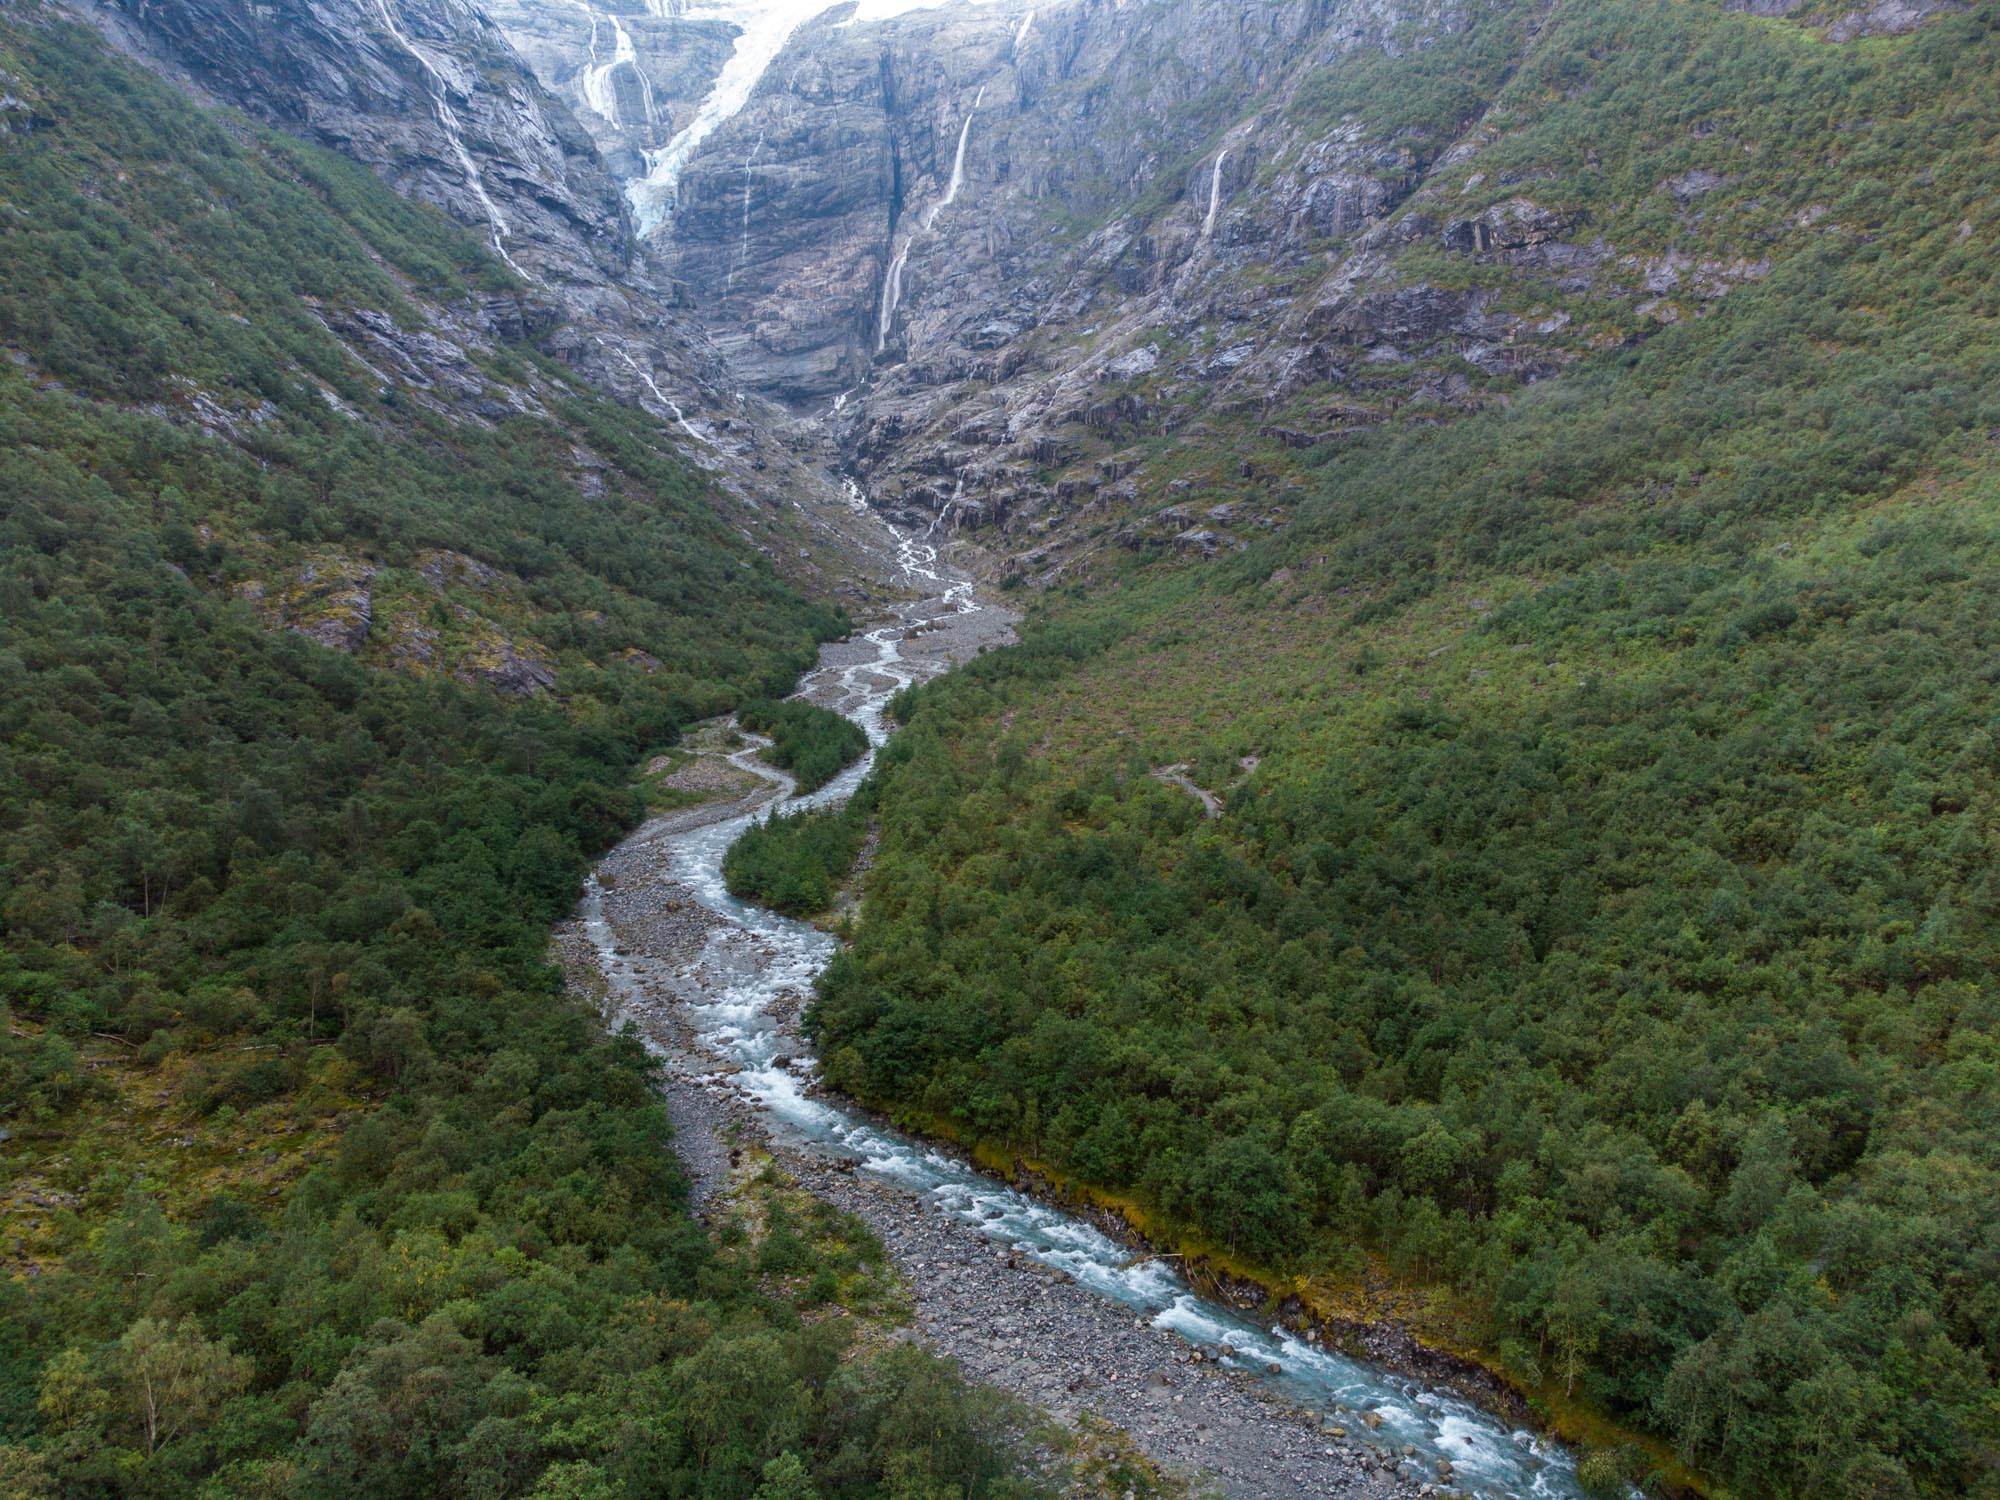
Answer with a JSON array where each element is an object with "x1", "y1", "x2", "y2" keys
[{"x1": 572, "y1": 513, "x2": 1585, "y2": 1500}]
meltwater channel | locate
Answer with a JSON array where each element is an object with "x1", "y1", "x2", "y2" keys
[{"x1": 582, "y1": 515, "x2": 1584, "y2": 1500}]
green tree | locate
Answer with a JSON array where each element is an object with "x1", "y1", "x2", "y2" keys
[
  {"x1": 755, "y1": 1452, "x2": 821, "y2": 1500},
  {"x1": 112, "y1": 1316, "x2": 252, "y2": 1457}
]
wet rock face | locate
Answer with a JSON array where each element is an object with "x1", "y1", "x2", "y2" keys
[
  {"x1": 90, "y1": 0, "x2": 683, "y2": 413},
  {"x1": 481, "y1": 0, "x2": 1492, "y2": 545},
  {"x1": 606, "y1": 0, "x2": 1402, "y2": 401},
  {"x1": 481, "y1": 0, "x2": 739, "y2": 179},
  {"x1": 89, "y1": 0, "x2": 1972, "y2": 577},
  {"x1": 82, "y1": 0, "x2": 901, "y2": 583},
  {"x1": 629, "y1": 0, "x2": 1528, "y2": 543},
  {"x1": 101, "y1": 0, "x2": 632, "y2": 285},
  {"x1": 664, "y1": 9, "x2": 912, "y2": 402},
  {"x1": 477, "y1": 0, "x2": 1964, "y2": 573}
]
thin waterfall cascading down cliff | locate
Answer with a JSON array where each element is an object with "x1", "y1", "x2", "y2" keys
[
  {"x1": 372, "y1": 0, "x2": 529, "y2": 278},
  {"x1": 599, "y1": 337, "x2": 713, "y2": 450},
  {"x1": 877, "y1": 85, "x2": 986, "y2": 355},
  {"x1": 571, "y1": 0, "x2": 610, "y2": 119},
  {"x1": 627, "y1": 1, "x2": 819, "y2": 235},
  {"x1": 926, "y1": 85, "x2": 986, "y2": 231},
  {"x1": 571, "y1": 1, "x2": 656, "y2": 130},
  {"x1": 628, "y1": 18, "x2": 661, "y2": 125},
  {"x1": 1202, "y1": 147, "x2": 1229, "y2": 238},
  {"x1": 727, "y1": 129, "x2": 766, "y2": 295},
  {"x1": 570, "y1": 0, "x2": 605, "y2": 113},
  {"x1": 876, "y1": 239, "x2": 913, "y2": 355}
]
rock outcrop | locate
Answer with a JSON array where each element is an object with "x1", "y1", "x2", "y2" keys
[
  {"x1": 81, "y1": 0, "x2": 1977, "y2": 586},
  {"x1": 477, "y1": 0, "x2": 1964, "y2": 584},
  {"x1": 481, "y1": 0, "x2": 739, "y2": 182},
  {"x1": 76, "y1": 0, "x2": 901, "y2": 589},
  {"x1": 94, "y1": 0, "x2": 631, "y2": 287},
  {"x1": 621, "y1": 0, "x2": 1574, "y2": 555}
]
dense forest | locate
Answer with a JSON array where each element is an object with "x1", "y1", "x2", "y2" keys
[
  {"x1": 0, "y1": 21, "x2": 1057, "y2": 1496},
  {"x1": 726, "y1": 801, "x2": 874, "y2": 919},
  {"x1": 13, "y1": 0, "x2": 2000, "y2": 1494},
  {"x1": 800, "y1": 5, "x2": 2000, "y2": 1497}
]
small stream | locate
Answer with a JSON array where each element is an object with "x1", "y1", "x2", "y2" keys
[{"x1": 582, "y1": 520, "x2": 1583, "y2": 1500}]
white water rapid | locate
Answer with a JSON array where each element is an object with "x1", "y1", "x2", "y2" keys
[
  {"x1": 1203, "y1": 147, "x2": 1229, "y2": 238},
  {"x1": 373, "y1": 0, "x2": 528, "y2": 279},
  {"x1": 877, "y1": 85, "x2": 986, "y2": 353},
  {"x1": 578, "y1": 501, "x2": 1587, "y2": 1500}
]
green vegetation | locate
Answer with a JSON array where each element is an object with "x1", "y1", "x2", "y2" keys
[
  {"x1": 808, "y1": 5, "x2": 2000, "y2": 1497},
  {"x1": 738, "y1": 700, "x2": 870, "y2": 794},
  {"x1": 1288, "y1": 0, "x2": 1530, "y2": 160},
  {"x1": 725, "y1": 803, "x2": 872, "y2": 919},
  {"x1": 0, "y1": 20, "x2": 1053, "y2": 1496}
]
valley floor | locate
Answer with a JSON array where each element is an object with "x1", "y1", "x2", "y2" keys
[{"x1": 552, "y1": 612, "x2": 1442, "y2": 1500}]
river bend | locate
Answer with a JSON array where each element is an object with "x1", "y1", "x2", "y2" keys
[{"x1": 572, "y1": 514, "x2": 1583, "y2": 1500}]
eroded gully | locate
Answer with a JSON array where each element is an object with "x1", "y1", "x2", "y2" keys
[{"x1": 563, "y1": 507, "x2": 1584, "y2": 1500}]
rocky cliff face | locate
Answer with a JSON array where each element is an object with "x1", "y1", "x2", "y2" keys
[
  {"x1": 95, "y1": 0, "x2": 631, "y2": 284},
  {"x1": 480, "y1": 0, "x2": 739, "y2": 183},
  {"x1": 477, "y1": 0, "x2": 1585, "y2": 554},
  {"x1": 488, "y1": 0, "x2": 1964, "y2": 583},
  {"x1": 609, "y1": 0, "x2": 1575, "y2": 550},
  {"x1": 76, "y1": 0, "x2": 896, "y2": 586},
  {"x1": 80, "y1": 0, "x2": 1976, "y2": 585}
]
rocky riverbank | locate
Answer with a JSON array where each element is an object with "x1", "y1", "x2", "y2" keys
[
  {"x1": 546, "y1": 567, "x2": 1479, "y2": 1500},
  {"x1": 554, "y1": 790, "x2": 1439, "y2": 1499},
  {"x1": 783, "y1": 1147, "x2": 1440, "y2": 1499}
]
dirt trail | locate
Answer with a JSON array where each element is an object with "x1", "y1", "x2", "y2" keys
[{"x1": 1154, "y1": 762, "x2": 1224, "y2": 817}]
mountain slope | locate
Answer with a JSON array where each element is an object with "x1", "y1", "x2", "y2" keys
[
  {"x1": 84, "y1": 0, "x2": 904, "y2": 585},
  {"x1": 506, "y1": 0, "x2": 1984, "y2": 593},
  {"x1": 788, "y1": 3, "x2": 2000, "y2": 1496},
  {"x1": 10, "y1": 0, "x2": 2000, "y2": 1493},
  {"x1": 0, "y1": 17, "x2": 1053, "y2": 1494}
]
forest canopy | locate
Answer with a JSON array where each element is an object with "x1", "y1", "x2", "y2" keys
[
  {"x1": 802, "y1": 5, "x2": 2000, "y2": 1497},
  {"x1": 0, "y1": 20, "x2": 1052, "y2": 1496}
]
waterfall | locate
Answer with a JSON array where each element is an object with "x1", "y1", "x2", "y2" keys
[
  {"x1": 600, "y1": 338, "x2": 713, "y2": 449},
  {"x1": 624, "y1": 1, "x2": 1024, "y2": 235},
  {"x1": 580, "y1": 50, "x2": 619, "y2": 125},
  {"x1": 615, "y1": 17, "x2": 660, "y2": 128},
  {"x1": 372, "y1": 0, "x2": 528, "y2": 279},
  {"x1": 879, "y1": 87, "x2": 986, "y2": 353},
  {"x1": 875, "y1": 238, "x2": 914, "y2": 354},
  {"x1": 1013, "y1": 6, "x2": 1034, "y2": 50},
  {"x1": 572, "y1": 4, "x2": 655, "y2": 132},
  {"x1": 931, "y1": 475, "x2": 964, "y2": 536},
  {"x1": 923, "y1": 85, "x2": 986, "y2": 232},
  {"x1": 570, "y1": 0, "x2": 611, "y2": 120},
  {"x1": 727, "y1": 130, "x2": 766, "y2": 294},
  {"x1": 628, "y1": 3, "x2": 820, "y2": 234},
  {"x1": 1202, "y1": 148, "x2": 1229, "y2": 239}
]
